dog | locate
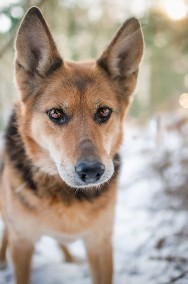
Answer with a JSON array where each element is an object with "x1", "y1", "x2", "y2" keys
[{"x1": 0, "y1": 6, "x2": 143, "y2": 284}]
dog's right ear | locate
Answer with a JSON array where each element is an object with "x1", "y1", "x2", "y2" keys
[
  {"x1": 15, "y1": 7, "x2": 63, "y2": 101},
  {"x1": 97, "y1": 18, "x2": 143, "y2": 100},
  {"x1": 97, "y1": 18, "x2": 143, "y2": 78}
]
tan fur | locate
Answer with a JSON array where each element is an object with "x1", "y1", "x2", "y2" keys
[{"x1": 0, "y1": 7, "x2": 143, "y2": 284}]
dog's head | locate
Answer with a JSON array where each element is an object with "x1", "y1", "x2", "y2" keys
[{"x1": 15, "y1": 7, "x2": 143, "y2": 188}]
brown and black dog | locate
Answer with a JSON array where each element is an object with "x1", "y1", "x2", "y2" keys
[{"x1": 0, "y1": 7, "x2": 143, "y2": 284}]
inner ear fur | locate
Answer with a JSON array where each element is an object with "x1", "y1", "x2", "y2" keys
[{"x1": 97, "y1": 17, "x2": 144, "y2": 79}]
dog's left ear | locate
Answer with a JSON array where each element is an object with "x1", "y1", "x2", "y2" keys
[{"x1": 97, "y1": 17, "x2": 143, "y2": 80}]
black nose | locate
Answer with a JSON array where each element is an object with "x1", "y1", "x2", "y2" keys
[{"x1": 75, "y1": 160, "x2": 105, "y2": 184}]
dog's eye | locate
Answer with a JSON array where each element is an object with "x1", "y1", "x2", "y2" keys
[
  {"x1": 95, "y1": 107, "x2": 112, "y2": 124},
  {"x1": 47, "y1": 109, "x2": 68, "y2": 125}
]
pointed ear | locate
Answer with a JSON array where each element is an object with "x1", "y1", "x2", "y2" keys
[
  {"x1": 97, "y1": 18, "x2": 143, "y2": 79},
  {"x1": 15, "y1": 7, "x2": 63, "y2": 99}
]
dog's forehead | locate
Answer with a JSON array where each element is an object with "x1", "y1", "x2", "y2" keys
[
  {"x1": 61, "y1": 70, "x2": 96, "y2": 94},
  {"x1": 62, "y1": 61, "x2": 101, "y2": 90},
  {"x1": 67, "y1": 75, "x2": 94, "y2": 93},
  {"x1": 41, "y1": 61, "x2": 117, "y2": 108}
]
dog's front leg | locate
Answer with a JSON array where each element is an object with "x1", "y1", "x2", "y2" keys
[
  {"x1": 9, "y1": 233, "x2": 34, "y2": 284},
  {"x1": 0, "y1": 226, "x2": 8, "y2": 268},
  {"x1": 84, "y1": 227, "x2": 113, "y2": 284}
]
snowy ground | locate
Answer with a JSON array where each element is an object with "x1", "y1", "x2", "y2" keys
[{"x1": 0, "y1": 114, "x2": 188, "y2": 284}]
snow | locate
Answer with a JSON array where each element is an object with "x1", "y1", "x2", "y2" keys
[{"x1": 0, "y1": 115, "x2": 188, "y2": 284}]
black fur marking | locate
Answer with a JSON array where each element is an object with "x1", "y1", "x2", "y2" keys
[
  {"x1": 4, "y1": 110, "x2": 37, "y2": 191},
  {"x1": 74, "y1": 77, "x2": 89, "y2": 92},
  {"x1": 46, "y1": 57, "x2": 63, "y2": 76},
  {"x1": 71, "y1": 74, "x2": 95, "y2": 93}
]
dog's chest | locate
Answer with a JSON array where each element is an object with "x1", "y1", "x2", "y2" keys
[{"x1": 9, "y1": 186, "x2": 111, "y2": 242}]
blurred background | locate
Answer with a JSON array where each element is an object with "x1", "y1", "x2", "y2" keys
[{"x1": 0, "y1": 0, "x2": 188, "y2": 283}]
